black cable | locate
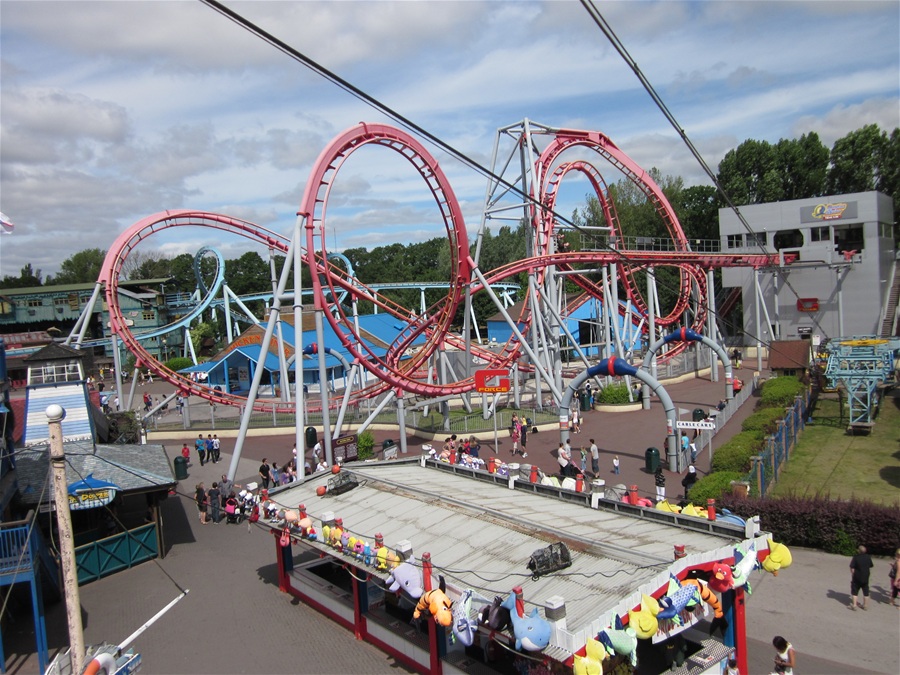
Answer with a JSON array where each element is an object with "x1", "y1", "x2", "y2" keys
[
  {"x1": 579, "y1": 0, "x2": 833, "y2": 346},
  {"x1": 197, "y1": 0, "x2": 810, "y2": 364}
]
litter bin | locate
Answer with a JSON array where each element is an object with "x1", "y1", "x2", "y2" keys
[
  {"x1": 382, "y1": 439, "x2": 396, "y2": 451},
  {"x1": 305, "y1": 426, "x2": 318, "y2": 449},
  {"x1": 644, "y1": 447, "x2": 660, "y2": 473},
  {"x1": 692, "y1": 408, "x2": 706, "y2": 422},
  {"x1": 173, "y1": 455, "x2": 188, "y2": 480},
  {"x1": 580, "y1": 391, "x2": 590, "y2": 411}
]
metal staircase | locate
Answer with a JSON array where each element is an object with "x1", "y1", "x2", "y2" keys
[{"x1": 879, "y1": 261, "x2": 900, "y2": 338}]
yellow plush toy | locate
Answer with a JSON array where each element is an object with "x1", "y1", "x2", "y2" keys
[
  {"x1": 762, "y1": 539, "x2": 793, "y2": 575},
  {"x1": 572, "y1": 637, "x2": 605, "y2": 675},
  {"x1": 628, "y1": 594, "x2": 659, "y2": 639}
]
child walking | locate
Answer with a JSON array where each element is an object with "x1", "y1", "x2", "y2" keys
[{"x1": 612, "y1": 455, "x2": 620, "y2": 475}]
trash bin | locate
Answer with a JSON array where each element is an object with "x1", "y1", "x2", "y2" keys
[
  {"x1": 580, "y1": 391, "x2": 590, "y2": 411},
  {"x1": 173, "y1": 455, "x2": 188, "y2": 480},
  {"x1": 692, "y1": 408, "x2": 706, "y2": 422},
  {"x1": 305, "y1": 426, "x2": 318, "y2": 449},
  {"x1": 382, "y1": 439, "x2": 395, "y2": 451},
  {"x1": 645, "y1": 447, "x2": 660, "y2": 473}
]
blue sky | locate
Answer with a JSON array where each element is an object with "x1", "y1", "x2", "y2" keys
[{"x1": 1, "y1": 0, "x2": 897, "y2": 280}]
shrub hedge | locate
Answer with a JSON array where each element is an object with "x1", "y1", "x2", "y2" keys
[
  {"x1": 596, "y1": 382, "x2": 631, "y2": 404},
  {"x1": 718, "y1": 493, "x2": 900, "y2": 556},
  {"x1": 741, "y1": 407, "x2": 788, "y2": 436},
  {"x1": 710, "y1": 431, "x2": 764, "y2": 473},
  {"x1": 759, "y1": 376, "x2": 805, "y2": 409},
  {"x1": 686, "y1": 471, "x2": 744, "y2": 503}
]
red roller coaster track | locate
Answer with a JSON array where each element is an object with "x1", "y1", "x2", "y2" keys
[{"x1": 103, "y1": 124, "x2": 785, "y2": 409}]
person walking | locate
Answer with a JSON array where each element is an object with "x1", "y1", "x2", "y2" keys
[
  {"x1": 212, "y1": 434, "x2": 221, "y2": 462},
  {"x1": 571, "y1": 407, "x2": 581, "y2": 434},
  {"x1": 889, "y1": 548, "x2": 900, "y2": 607},
  {"x1": 654, "y1": 466, "x2": 666, "y2": 502},
  {"x1": 556, "y1": 442, "x2": 572, "y2": 477},
  {"x1": 589, "y1": 440, "x2": 600, "y2": 476},
  {"x1": 195, "y1": 434, "x2": 207, "y2": 466},
  {"x1": 195, "y1": 483, "x2": 208, "y2": 525},
  {"x1": 681, "y1": 465, "x2": 698, "y2": 498},
  {"x1": 612, "y1": 455, "x2": 620, "y2": 475},
  {"x1": 849, "y1": 544, "x2": 874, "y2": 610},
  {"x1": 519, "y1": 424, "x2": 528, "y2": 458},
  {"x1": 510, "y1": 414, "x2": 520, "y2": 455},
  {"x1": 771, "y1": 635, "x2": 795, "y2": 674}
]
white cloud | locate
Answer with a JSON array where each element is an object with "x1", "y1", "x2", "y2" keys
[{"x1": 0, "y1": 0, "x2": 897, "y2": 280}]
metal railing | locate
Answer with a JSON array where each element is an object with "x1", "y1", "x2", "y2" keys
[{"x1": 749, "y1": 390, "x2": 811, "y2": 496}]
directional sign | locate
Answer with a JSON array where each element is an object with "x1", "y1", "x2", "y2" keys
[{"x1": 676, "y1": 420, "x2": 716, "y2": 430}]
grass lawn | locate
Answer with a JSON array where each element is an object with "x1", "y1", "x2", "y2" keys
[{"x1": 770, "y1": 389, "x2": 900, "y2": 505}]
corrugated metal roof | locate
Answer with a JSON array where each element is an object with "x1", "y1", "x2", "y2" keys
[
  {"x1": 264, "y1": 459, "x2": 753, "y2": 655},
  {"x1": 24, "y1": 383, "x2": 94, "y2": 446},
  {"x1": 14, "y1": 440, "x2": 176, "y2": 505}
]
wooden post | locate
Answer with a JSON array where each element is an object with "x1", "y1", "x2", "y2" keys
[{"x1": 47, "y1": 405, "x2": 85, "y2": 675}]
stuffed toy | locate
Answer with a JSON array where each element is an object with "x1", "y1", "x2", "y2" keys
[
  {"x1": 478, "y1": 596, "x2": 511, "y2": 632},
  {"x1": 707, "y1": 562, "x2": 735, "y2": 594},
  {"x1": 375, "y1": 546, "x2": 389, "y2": 571},
  {"x1": 413, "y1": 575, "x2": 453, "y2": 627},
  {"x1": 598, "y1": 616, "x2": 637, "y2": 666},
  {"x1": 627, "y1": 594, "x2": 659, "y2": 639},
  {"x1": 683, "y1": 578, "x2": 727, "y2": 636},
  {"x1": 386, "y1": 556, "x2": 424, "y2": 599},
  {"x1": 762, "y1": 539, "x2": 793, "y2": 576},
  {"x1": 658, "y1": 576, "x2": 700, "y2": 625},
  {"x1": 731, "y1": 541, "x2": 759, "y2": 593},
  {"x1": 501, "y1": 592, "x2": 551, "y2": 652},
  {"x1": 572, "y1": 637, "x2": 605, "y2": 675},
  {"x1": 452, "y1": 589, "x2": 478, "y2": 647}
]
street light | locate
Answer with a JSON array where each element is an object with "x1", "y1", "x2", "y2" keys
[{"x1": 161, "y1": 336, "x2": 167, "y2": 362}]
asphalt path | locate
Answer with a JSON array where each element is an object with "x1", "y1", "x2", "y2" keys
[{"x1": 5, "y1": 368, "x2": 899, "y2": 673}]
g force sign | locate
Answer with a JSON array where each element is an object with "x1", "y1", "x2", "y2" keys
[{"x1": 475, "y1": 369, "x2": 510, "y2": 393}]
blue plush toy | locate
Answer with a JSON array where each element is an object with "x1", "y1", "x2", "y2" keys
[{"x1": 500, "y1": 593, "x2": 551, "y2": 652}]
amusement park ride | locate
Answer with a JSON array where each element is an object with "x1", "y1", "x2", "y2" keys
[{"x1": 65, "y1": 120, "x2": 792, "y2": 476}]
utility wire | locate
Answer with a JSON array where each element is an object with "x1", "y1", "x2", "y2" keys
[
  {"x1": 579, "y1": 0, "x2": 833, "y2": 346},
  {"x1": 198, "y1": 0, "x2": 811, "y2": 364}
]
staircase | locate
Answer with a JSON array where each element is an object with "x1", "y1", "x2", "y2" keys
[{"x1": 879, "y1": 262, "x2": 900, "y2": 338}]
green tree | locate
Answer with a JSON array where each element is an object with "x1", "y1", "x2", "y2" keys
[
  {"x1": 826, "y1": 124, "x2": 886, "y2": 194},
  {"x1": 0, "y1": 263, "x2": 44, "y2": 289},
  {"x1": 226, "y1": 251, "x2": 271, "y2": 296},
  {"x1": 675, "y1": 185, "x2": 719, "y2": 241},
  {"x1": 716, "y1": 139, "x2": 782, "y2": 205},
  {"x1": 775, "y1": 132, "x2": 829, "y2": 200},
  {"x1": 52, "y1": 248, "x2": 106, "y2": 285},
  {"x1": 189, "y1": 321, "x2": 218, "y2": 352}
]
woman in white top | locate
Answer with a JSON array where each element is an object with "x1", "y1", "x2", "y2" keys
[{"x1": 771, "y1": 635, "x2": 795, "y2": 675}]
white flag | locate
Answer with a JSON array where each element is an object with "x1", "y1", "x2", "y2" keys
[{"x1": 0, "y1": 212, "x2": 14, "y2": 235}]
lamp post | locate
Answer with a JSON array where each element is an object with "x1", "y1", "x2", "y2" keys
[
  {"x1": 47, "y1": 404, "x2": 85, "y2": 674},
  {"x1": 161, "y1": 336, "x2": 167, "y2": 363}
]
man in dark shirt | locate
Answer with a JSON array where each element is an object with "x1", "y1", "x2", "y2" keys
[
  {"x1": 849, "y1": 544, "x2": 874, "y2": 610},
  {"x1": 259, "y1": 458, "x2": 272, "y2": 489}
]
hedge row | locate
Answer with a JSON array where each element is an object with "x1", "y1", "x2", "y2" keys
[
  {"x1": 718, "y1": 493, "x2": 900, "y2": 557},
  {"x1": 686, "y1": 471, "x2": 744, "y2": 504},
  {"x1": 710, "y1": 431, "x2": 765, "y2": 473},
  {"x1": 758, "y1": 375, "x2": 805, "y2": 408},
  {"x1": 741, "y1": 407, "x2": 788, "y2": 436}
]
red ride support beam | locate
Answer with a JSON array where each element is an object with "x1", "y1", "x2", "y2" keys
[
  {"x1": 422, "y1": 553, "x2": 441, "y2": 675},
  {"x1": 734, "y1": 587, "x2": 748, "y2": 675},
  {"x1": 275, "y1": 530, "x2": 289, "y2": 592}
]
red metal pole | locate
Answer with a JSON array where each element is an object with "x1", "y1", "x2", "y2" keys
[
  {"x1": 734, "y1": 587, "x2": 748, "y2": 675},
  {"x1": 707, "y1": 499, "x2": 716, "y2": 520},
  {"x1": 628, "y1": 484, "x2": 639, "y2": 505},
  {"x1": 530, "y1": 464, "x2": 538, "y2": 483},
  {"x1": 576, "y1": 473, "x2": 584, "y2": 492}
]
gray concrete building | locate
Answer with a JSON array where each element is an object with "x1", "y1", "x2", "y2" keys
[{"x1": 719, "y1": 191, "x2": 896, "y2": 346}]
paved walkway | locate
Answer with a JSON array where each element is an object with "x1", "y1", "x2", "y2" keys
[{"x1": 5, "y1": 367, "x2": 899, "y2": 673}]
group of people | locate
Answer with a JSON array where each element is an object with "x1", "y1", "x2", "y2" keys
[
  {"x1": 186, "y1": 433, "x2": 221, "y2": 466},
  {"x1": 437, "y1": 435, "x2": 483, "y2": 462},
  {"x1": 194, "y1": 475, "x2": 257, "y2": 525},
  {"x1": 258, "y1": 456, "x2": 305, "y2": 488}
]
